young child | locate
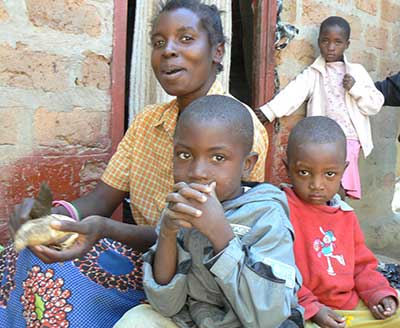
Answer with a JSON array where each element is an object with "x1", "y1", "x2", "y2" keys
[
  {"x1": 282, "y1": 116, "x2": 399, "y2": 328},
  {"x1": 256, "y1": 16, "x2": 384, "y2": 200},
  {"x1": 114, "y1": 95, "x2": 303, "y2": 328}
]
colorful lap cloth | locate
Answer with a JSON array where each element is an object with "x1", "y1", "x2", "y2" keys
[
  {"x1": 0, "y1": 239, "x2": 145, "y2": 327},
  {"x1": 342, "y1": 139, "x2": 361, "y2": 199},
  {"x1": 305, "y1": 298, "x2": 400, "y2": 327}
]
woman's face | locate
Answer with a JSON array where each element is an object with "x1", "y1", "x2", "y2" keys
[{"x1": 151, "y1": 8, "x2": 223, "y2": 105}]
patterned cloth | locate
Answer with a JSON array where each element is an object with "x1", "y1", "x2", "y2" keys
[
  {"x1": 0, "y1": 240, "x2": 146, "y2": 328},
  {"x1": 324, "y1": 61, "x2": 358, "y2": 140},
  {"x1": 305, "y1": 298, "x2": 400, "y2": 327},
  {"x1": 102, "y1": 80, "x2": 269, "y2": 226}
]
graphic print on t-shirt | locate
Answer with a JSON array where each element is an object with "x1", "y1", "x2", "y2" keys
[{"x1": 313, "y1": 227, "x2": 346, "y2": 276}]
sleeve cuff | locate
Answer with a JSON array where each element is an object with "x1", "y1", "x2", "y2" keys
[
  {"x1": 209, "y1": 237, "x2": 244, "y2": 280},
  {"x1": 304, "y1": 301, "x2": 324, "y2": 320},
  {"x1": 259, "y1": 104, "x2": 276, "y2": 122},
  {"x1": 366, "y1": 289, "x2": 400, "y2": 309}
]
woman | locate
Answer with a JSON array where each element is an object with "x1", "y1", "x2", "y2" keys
[{"x1": 2, "y1": 1, "x2": 268, "y2": 327}]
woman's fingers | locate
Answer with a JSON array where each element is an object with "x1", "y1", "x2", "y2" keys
[
  {"x1": 50, "y1": 219, "x2": 84, "y2": 234},
  {"x1": 9, "y1": 198, "x2": 36, "y2": 239},
  {"x1": 32, "y1": 242, "x2": 89, "y2": 263}
]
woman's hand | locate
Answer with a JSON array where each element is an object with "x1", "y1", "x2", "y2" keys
[
  {"x1": 9, "y1": 198, "x2": 37, "y2": 240},
  {"x1": 30, "y1": 215, "x2": 107, "y2": 263},
  {"x1": 369, "y1": 296, "x2": 398, "y2": 319},
  {"x1": 312, "y1": 306, "x2": 346, "y2": 328}
]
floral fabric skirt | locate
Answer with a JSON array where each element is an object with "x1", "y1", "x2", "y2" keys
[{"x1": 0, "y1": 239, "x2": 145, "y2": 327}]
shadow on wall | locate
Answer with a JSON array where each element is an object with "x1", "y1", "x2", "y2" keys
[{"x1": 349, "y1": 106, "x2": 400, "y2": 260}]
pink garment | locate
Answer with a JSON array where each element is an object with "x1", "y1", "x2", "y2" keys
[
  {"x1": 324, "y1": 62, "x2": 358, "y2": 140},
  {"x1": 342, "y1": 139, "x2": 361, "y2": 199}
]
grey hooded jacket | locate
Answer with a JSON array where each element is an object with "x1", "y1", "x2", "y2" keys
[{"x1": 143, "y1": 183, "x2": 303, "y2": 328}]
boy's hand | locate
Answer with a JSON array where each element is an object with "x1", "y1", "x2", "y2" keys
[
  {"x1": 162, "y1": 182, "x2": 211, "y2": 233},
  {"x1": 165, "y1": 182, "x2": 234, "y2": 252},
  {"x1": 312, "y1": 306, "x2": 346, "y2": 328},
  {"x1": 343, "y1": 73, "x2": 355, "y2": 91},
  {"x1": 369, "y1": 296, "x2": 398, "y2": 319},
  {"x1": 187, "y1": 182, "x2": 234, "y2": 253}
]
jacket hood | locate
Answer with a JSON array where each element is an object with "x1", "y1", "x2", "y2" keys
[{"x1": 222, "y1": 183, "x2": 290, "y2": 218}]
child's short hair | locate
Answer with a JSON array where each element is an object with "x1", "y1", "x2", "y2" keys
[
  {"x1": 319, "y1": 16, "x2": 351, "y2": 40},
  {"x1": 287, "y1": 116, "x2": 346, "y2": 161},
  {"x1": 176, "y1": 95, "x2": 254, "y2": 153}
]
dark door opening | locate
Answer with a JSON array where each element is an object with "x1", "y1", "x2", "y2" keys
[{"x1": 229, "y1": 0, "x2": 254, "y2": 106}]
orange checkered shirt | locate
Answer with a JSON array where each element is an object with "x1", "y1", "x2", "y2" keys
[{"x1": 101, "y1": 81, "x2": 269, "y2": 226}]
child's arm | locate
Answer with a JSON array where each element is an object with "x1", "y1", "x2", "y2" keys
[
  {"x1": 143, "y1": 183, "x2": 210, "y2": 317},
  {"x1": 257, "y1": 67, "x2": 314, "y2": 122},
  {"x1": 200, "y1": 186, "x2": 301, "y2": 327},
  {"x1": 345, "y1": 65, "x2": 384, "y2": 115},
  {"x1": 182, "y1": 182, "x2": 234, "y2": 253}
]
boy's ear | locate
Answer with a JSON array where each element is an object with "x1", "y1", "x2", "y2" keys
[
  {"x1": 282, "y1": 158, "x2": 289, "y2": 173},
  {"x1": 345, "y1": 39, "x2": 350, "y2": 50},
  {"x1": 242, "y1": 152, "x2": 259, "y2": 180},
  {"x1": 212, "y1": 42, "x2": 225, "y2": 66}
]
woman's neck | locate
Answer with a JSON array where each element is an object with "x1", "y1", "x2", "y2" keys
[{"x1": 177, "y1": 75, "x2": 217, "y2": 111}]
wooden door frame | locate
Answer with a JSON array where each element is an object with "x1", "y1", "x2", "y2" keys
[
  {"x1": 110, "y1": 0, "x2": 129, "y2": 220},
  {"x1": 111, "y1": 1, "x2": 128, "y2": 154},
  {"x1": 252, "y1": 0, "x2": 277, "y2": 182}
]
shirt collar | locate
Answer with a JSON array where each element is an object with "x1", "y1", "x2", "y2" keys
[
  {"x1": 312, "y1": 54, "x2": 349, "y2": 74},
  {"x1": 281, "y1": 183, "x2": 353, "y2": 211},
  {"x1": 153, "y1": 79, "x2": 224, "y2": 137}
]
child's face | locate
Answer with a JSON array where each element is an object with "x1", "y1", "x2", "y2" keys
[
  {"x1": 286, "y1": 142, "x2": 347, "y2": 205},
  {"x1": 318, "y1": 25, "x2": 349, "y2": 62},
  {"x1": 173, "y1": 119, "x2": 256, "y2": 202}
]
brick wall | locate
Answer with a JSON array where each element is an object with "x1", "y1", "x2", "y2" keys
[
  {"x1": 272, "y1": 0, "x2": 400, "y2": 257},
  {"x1": 0, "y1": 0, "x2": 114, "y2": 243}
]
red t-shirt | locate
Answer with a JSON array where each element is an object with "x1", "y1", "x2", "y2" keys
[{"x1": 283, "y1": 187, "x2": 397, "y2": 319}]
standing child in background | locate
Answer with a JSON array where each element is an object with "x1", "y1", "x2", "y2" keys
[
  {"x1": 255, "y1": 16, "x2": 384, "y2": 200},
  {"x1": 115, "y1": 95, "x2": 303, "y2": 328},
  {"x1": 282, "y1": 116, "x2": 399, "y2": 328}
]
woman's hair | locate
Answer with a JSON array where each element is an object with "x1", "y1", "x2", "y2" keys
[
  {"x1": 319, "y1": 16, "x2": 351, "y2": 40},
  {"x1": 153, "y1": 0, "x2": 226, "y2": 73}
]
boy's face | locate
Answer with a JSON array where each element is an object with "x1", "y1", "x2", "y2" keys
[
  {"x1": 173, "y1": 119, "x2": 257, "y2": 202},
  {"x1": 318, "y1": 25, "x2": 349, "y2": 62},
  {"x1": 286, "y1": 142, "x2": 347, "y2": 205}
]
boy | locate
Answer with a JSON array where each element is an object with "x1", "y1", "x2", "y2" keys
[
  {"x1": 115, "y1": 95, "x2": 303, "y2": 328},
  {"x1": 255, "y1": 16, "x2": 384, "y2": 200},
  {"x1": 282, "y1": 116, "x2": 399, "y2": 328}
]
